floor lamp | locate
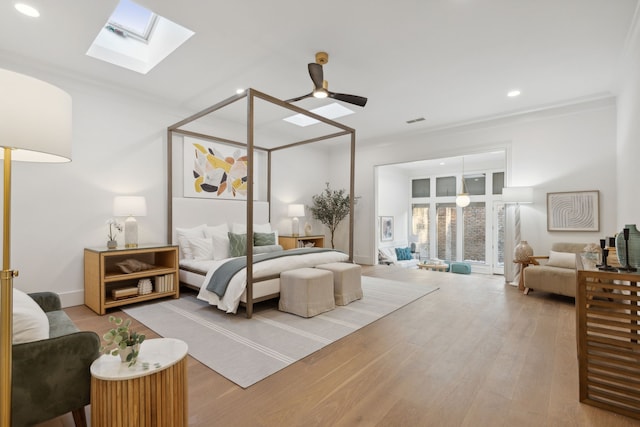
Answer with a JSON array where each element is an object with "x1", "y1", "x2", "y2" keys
[
  {"x1": 0, "y1": 68, "x2": 72, "y2": 426},
  {"x1": 502, "y1": 187, "x2": 534, "y2": 286}
]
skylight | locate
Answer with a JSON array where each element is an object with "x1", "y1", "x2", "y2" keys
[
  {"x1": 283, "y1": 103, "x2": 355, "y2": 127},
  {"x1": 86, "y1": 0, "x2": 194, "y2": 74},
  {"x1": 108, "y1": 0, "x2": 156, "y2": 41}
]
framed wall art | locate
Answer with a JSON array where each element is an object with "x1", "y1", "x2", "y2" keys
[
  {"x1": 547, "y1": 190, "x2": 599, "y2": 231},
  {"x1": 183, "y1": 137, "x2": 248, "y2": 200},
  {"x1": 380, "y1": 216, "x2": 394, "y2": 241}
]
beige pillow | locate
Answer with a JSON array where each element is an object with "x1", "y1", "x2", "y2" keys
[
  {"x1": 13, "y1": 289, "x2": 49, "y2": 344},
  {"x1": 546, "y1": 250, "x2": 576, "y2": 269}
]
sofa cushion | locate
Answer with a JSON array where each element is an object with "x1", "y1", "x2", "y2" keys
[
  {"x1": 13, "y1": 289, "x2": 49, "y2": 344},
  {"x1": 547, "y1": 250, "x2": 577, "y2": 269},
  {"x1": 378, "y1": 247, "x2": 398, "y2": 263},
  {"x1": 395, "y1": 247, "x2": 413, "y2": 261}
]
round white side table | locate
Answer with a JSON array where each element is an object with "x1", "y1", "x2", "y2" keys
[{"x1": 90, "y1": 337, "x2": 188, "y2": 427}]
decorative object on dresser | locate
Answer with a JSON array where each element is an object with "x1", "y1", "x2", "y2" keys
[
  {"x1": 546, "y1": 190, "x2": 599, "y2": 231},
  {"x1": 304, "y1": 222, "x2": 312, "y2": 236},
  {"x1": 84, "y1": 245, "x2": 179, "y2": 315},
  {"x1": 615, "y1": 224, "x2": 640, "y2": 271},
  {"x1": 287, "y1": 203, "x2": 305, "y2": 236},
  {"x1": 309, "y1": 182, "x2": 351, "y2": 248},
  {"x1": 105, "y1": 218, "x2": 122, "y2": 249},
  {"x1": 0, "y1": 68, "x2": 73, "y2": 427},
  {"x1": 113, "y1": 196, "x2": 147, "y2": 248}
]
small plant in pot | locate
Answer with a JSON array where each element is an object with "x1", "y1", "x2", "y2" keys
[{"x1": 100, "y1": 315, "x2": 145, "y2": 366}]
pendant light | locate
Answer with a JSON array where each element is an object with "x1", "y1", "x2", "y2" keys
[{"x1": 456, "y1": 156, "x2": 470, "y2": 207}]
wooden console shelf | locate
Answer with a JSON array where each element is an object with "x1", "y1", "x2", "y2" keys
[
  {"x1": 278, "y1": 235, "x2": 324, "y2": 250},
  {"x1": 577, "y1": 268, "x2": 640, "y2": 419},
  {"x1": 84, "y1": 245, "x2": 179, "y2": 315}
]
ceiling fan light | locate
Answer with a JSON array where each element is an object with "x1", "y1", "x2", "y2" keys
[{"x1": 313, "y1": 88, "x2": 328, "y2": 99}]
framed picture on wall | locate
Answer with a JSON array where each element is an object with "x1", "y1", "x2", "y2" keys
[
  {"x1": 547, "y1": 190, "x2": 599, "y2": 231},
  {"x1": 380, "y1": 216, "x2": 394, "y2": 241},
  {"x1": 183, "y1": 136, "x2": 248, "y2": 200}
]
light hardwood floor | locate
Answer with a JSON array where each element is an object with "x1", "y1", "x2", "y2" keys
[{"x1": 38, "y1": 266, "x2": 640, "y2": 426}]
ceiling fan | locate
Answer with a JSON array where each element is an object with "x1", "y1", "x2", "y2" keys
[{"x1": 285, "y1": 52, "x2": 368, "y2": 107}]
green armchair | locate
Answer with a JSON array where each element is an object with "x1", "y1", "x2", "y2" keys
[{"x1": 12, "y1": 292, "x2": 100, "y2": 427}]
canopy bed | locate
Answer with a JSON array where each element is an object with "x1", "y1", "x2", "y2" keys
[{"x1": 167, "y1": 89, "x2": 356, "y2": 317}]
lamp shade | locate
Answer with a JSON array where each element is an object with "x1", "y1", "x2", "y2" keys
[
  {"x1": 113, "y1": 196, "x2": 147, "y2": 217},
  {"x1": 502, "y1": 187, "x2": 534, "y2": 204},
  {"x1": 0, "y1": 68, "x2": 72, "y2": 162},
  {"x1": 288, "y1": 204, "x2": 305, "y2": 217}
]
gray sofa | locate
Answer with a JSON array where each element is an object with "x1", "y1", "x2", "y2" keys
[
  {"x1": 523, "y1": 242, "x2": 593, "y2": 298},
  {"x1": 12, "y1": 292, "x2": 100, "y2": 427}
]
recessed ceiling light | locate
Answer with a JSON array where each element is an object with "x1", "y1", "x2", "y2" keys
[
  {"x1": 439, "y1": 162, "x2": 445, "y2": 166},
  {"x1": 507, "y1": 90, "x2": 521, "y2": 97},
  {"x1": 236, "y1": 88, "x2": 245, "y2": 94},
  {"x1": 15, "y1": 3, "x2": 40, "y2": 17}
]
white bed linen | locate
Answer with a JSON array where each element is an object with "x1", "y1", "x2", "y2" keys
[{"x1": 193, "y1": 250, "x2": 349, "y2": 314}]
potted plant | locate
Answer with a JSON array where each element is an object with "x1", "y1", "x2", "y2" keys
[
  {"x1": 106, "y1": 218, "x2": 123, "y2": 249},
  {"x1": 309, "y1": 182, "x2": 351, "y2": 249},
  {"x1": 100, "y1": 315, "x2": 145, "y2": 366}
]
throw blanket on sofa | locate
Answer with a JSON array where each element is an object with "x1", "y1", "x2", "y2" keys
[{"x1": 206, "y1": 247, "x2": 338, "y2": 297}]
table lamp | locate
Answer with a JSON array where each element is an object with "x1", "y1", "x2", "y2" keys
[
  {"x1": 113, "y1": 196, "x2": 147, "y2": 248},
  {"x1": 0, "y1": 68, "x2": 72, "y2": 425},
  {"x1": 288, "y1": 204, "x2": 305, "y2": 237}
]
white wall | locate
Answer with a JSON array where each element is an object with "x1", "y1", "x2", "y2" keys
[
  {"x1": 617, "y1": 14, "x2": 640, "y2": 227},
  {"x1": 334, "y1": 98, "x2": 618, "y2": 265},
  {"x1": 376, "y1": 166, "x2": 410, "y2": 248}
]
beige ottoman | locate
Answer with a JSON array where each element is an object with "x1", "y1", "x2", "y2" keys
[
  {"x1": 316, "y1": 262, "x2": 363, "y2": 306},
  {"x1": 279, "y1": 268, "x2": 335, "y2": 317}
]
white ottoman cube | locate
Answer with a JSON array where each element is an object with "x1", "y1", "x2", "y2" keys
[
  {"x1": 316, "y1": 262, "x2": 363, "y2": 306},
  {"x1": 279, "y1": 268, "x2": 335, "y2": 317}
]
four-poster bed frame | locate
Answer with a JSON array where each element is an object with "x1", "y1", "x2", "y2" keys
[{"x1": 166, "y1": 88, "x2": 356, "y2": 317}]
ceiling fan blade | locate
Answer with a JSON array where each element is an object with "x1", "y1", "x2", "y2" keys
[
  {"x1": 308, "y1": 63, "x2": 324, "y2": 89},
  {"x1": 284, "y1": 92, "x2": 313, "y2": 103},
  {"x1": 328, "y1": 92, "x2": 368, "y2": 107}
]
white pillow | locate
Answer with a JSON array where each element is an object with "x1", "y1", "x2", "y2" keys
[
  {"x1": 232, "y1": 223, "x2": 272, "y2": 234},
  {"x1": 176, "y1": 224, "x2": 206, "y2": 260},
  {"x1": 13, "y1": 289, "x2": 49, "y2": 344},
  {"x1": 188, "y1": 237, "x2": 213, "y2": 260},
  {"x1": 378, "y1": 247, "x2": 398, "y2": 262},
  {"x1": 204, "y1": 223, "x2": 229, "y2": 238},
  {"x1": 546, "y1": 250, "x2": 577, "y2": 269},
  {"x1": 212, "y1": 234, "x2": 230, "y2": 260}
]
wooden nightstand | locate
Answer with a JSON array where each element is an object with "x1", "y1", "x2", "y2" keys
[
  {"x1": 84, "y1": 244, "x2": 179, "y2": 315},
  {"x1": 278, "y1": 235, "x2": 325, "y2": 250}
]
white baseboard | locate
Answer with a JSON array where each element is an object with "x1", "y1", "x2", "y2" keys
[{"x1": 57, "y1": 289, "x2": 85, "y2": 309}]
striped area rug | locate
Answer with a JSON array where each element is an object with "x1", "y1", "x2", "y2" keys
[{"x1": 122, "y1": 276, "x2": 438, "y2": 388}]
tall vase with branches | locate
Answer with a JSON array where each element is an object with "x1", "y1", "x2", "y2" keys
[{"x1": 309, "y1": 183, "x2": 350, "y2": 249}]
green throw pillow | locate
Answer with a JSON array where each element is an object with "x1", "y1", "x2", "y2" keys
[
  {"x1": 228, "y1": 232, "x2": 247, "y2": 257},
  {"x1": 254, "y1": 232, "x2": 276, "y2": 246}
]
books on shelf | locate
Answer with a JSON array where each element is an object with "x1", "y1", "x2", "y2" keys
[{"x1": 154, "y1": 273, "x2": 174, "y2": 293}]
